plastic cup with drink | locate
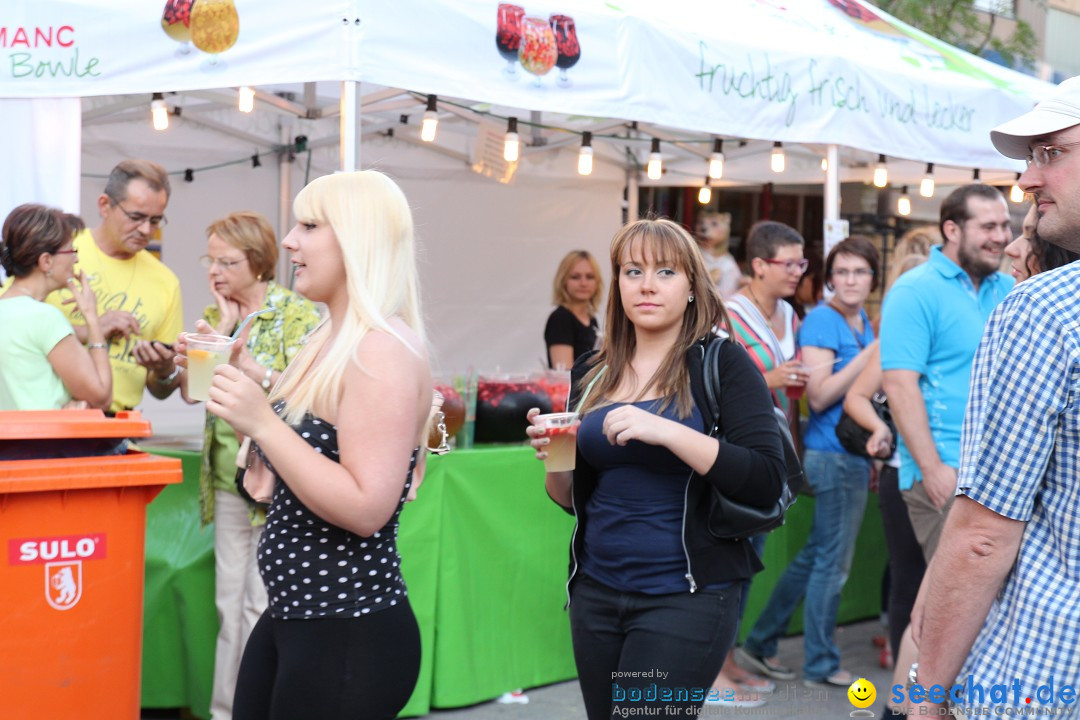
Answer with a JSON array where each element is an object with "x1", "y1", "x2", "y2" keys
[
  {"x1": 536, "y1": 411, "x2": 579, "y2": 472},
  {"x1": 784, "y1": 363, "x2": 807, "y2": 401},
  {"x1": 185, "y1": 333, "x2": 236, "y2": 402}
]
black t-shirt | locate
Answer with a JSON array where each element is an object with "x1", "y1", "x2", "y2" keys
[{"x1": 544, "y1": 305, "x2": 598, "y2": 369}]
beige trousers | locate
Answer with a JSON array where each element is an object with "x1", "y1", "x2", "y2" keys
[{"x1": 210, "y1": 490, "x2": 268, "y2": 720}]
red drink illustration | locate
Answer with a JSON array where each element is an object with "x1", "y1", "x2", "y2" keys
[
  {"x1": 549, "y1": 14, "x2": 580, "y2": 87},
  {"x1": 496, "y1": 3, "x2": 525, "y2": 79}
]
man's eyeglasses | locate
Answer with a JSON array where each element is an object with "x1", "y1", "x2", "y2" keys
[
  {"x1": 1025, "y1": 141, "x2": 1080, "y2": 169},
  {"x1": 112, "y1": 199, "x2": 167, "y2": 228},
  {"x1": 762, "y1": 258, "x2": 809, "y2": 274},
  {"x1": 200, "y1": 255, "x2": 248, "y2": 270}
]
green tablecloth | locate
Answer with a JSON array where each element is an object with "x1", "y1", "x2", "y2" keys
[{"x1": 141, "y1": 445, "x2": 886, "y2": 717}]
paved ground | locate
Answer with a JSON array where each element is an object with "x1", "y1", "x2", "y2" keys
[
  {"x1": 141, "y1": 619, "x2": 896, "y2": 720},
  {"x1": 426, "y1": 619, "x2": 897, "y2": 720}
]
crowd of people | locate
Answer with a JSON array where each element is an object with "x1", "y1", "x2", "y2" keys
[{"x1": 3, "y1": 77, "x2": 1080, "y2": 719}]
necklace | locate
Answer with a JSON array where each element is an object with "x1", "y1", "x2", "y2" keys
[
  {"x1": 746, "y1": 284, "x2": 776, "y2": 320},
  {"x1": 4, "y1": 285, "x2": 39, "y2": 301}
]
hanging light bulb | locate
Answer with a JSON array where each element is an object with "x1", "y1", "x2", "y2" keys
[
  {"x1": 919, "y1": 162, "x2": 935, "y2": 198},
  {"x1": 151, "y1": 93, "x2": 169, "y2": 131},
  {"x1": 238, "y1": 86, "x2": 255, "y2": 113},
  {"x1": 698, "y1": 178, "x2": 712, "y2": 205},
  {"x1": 503, "y1": 117, "x2": 520, "y2": 163},
  {"x1": 770, "y1": 141, "x2": 785, "y2": 173},
  {"x1": 577, "y1": 131, "x2": 593, "y2": 176},
  {"x1": 420, "y1": 95, "x2": 438, "y2": 142},
  {"x1": 873, "y1": 154, "x2": 888, "y2": 188},
  {"x1": 647, "y1": 138, "x2": 662, "y2": 180},
  {"x1": 821, "y1": 157, "x2": 828, "y2": 171},
  {"x1": 1010, "y1": 173, "x2": 1024, "y2": 203},
  {"x1": 897, "y1": 186, "x2": 912, "y2": 217},
  {"x1": 708, "y1": 138, "x2": 724, "y2": 180}
]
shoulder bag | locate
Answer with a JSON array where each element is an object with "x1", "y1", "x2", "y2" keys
[{"x1": 703, "y1": 336, "x2": 804, "y2": 539}]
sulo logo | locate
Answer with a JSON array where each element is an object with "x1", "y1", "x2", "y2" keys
[
  {"x1": 8, "y1": 533, "x2": 106, "y2": 565},
  {"x1": 7, "y1": 533, "x2": 106, "y2": 612}
]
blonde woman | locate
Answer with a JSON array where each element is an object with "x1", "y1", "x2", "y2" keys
[
  {"x1": 185, "y1": 172, "x2": 430, "y2": 720},
  {"x1": 545, "y1": 249, "x2": 603, "y2": 370},
  {"x1": 528, "y1": 218, "x2": 785, "y2": 719}
]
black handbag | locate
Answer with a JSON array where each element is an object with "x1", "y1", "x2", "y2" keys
[
  {"x1": 834, "y1": 392, "x2": 896, "y2": 459},
  {"x1": 702, "y1": 337, "x2": 804, "y2": 540}
]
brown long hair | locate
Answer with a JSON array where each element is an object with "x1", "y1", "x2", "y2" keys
[{"x1": 577, "y1": 218, "x2": 729, "y2": 419}]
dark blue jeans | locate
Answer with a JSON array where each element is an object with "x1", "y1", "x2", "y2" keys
[
  {"x1": 570, "y1": 574, "x2": 742, "y2": 719},
  {"x1": 744, "y1": 449, "x2": 869, "y2": 680}
]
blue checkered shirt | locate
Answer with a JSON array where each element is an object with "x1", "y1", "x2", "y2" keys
[{"x1": 955, "y1": 263, "x2": 1080, "y2": 703}]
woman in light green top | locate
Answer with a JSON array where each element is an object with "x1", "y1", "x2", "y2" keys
[
  {"x1": 0, "y1": 204, "x2": 112, "y2": 410},
  {"x1": 164, "y1": 211, "x2": 321, "y2": 720}
]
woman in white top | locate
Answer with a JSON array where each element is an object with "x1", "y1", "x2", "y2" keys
[{"x1": 0, "y1": 204, "x2": 111, "y2": 410}]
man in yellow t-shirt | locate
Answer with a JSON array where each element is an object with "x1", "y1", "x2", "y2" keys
[{"x1": 47, "y1": 159, "x2": 183, "y2": 413}]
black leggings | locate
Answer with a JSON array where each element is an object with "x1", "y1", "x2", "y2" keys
[
  {"x1": 570, "y1": 574, "x2": 742, "y2": 720},
  {"x1": 233, "y1": 601, "x2": 421, "y2": 720},
  {"x1": 877, "y1": 465, "x2": 926, "y2": 653}
]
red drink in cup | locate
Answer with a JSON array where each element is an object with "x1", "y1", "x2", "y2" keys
[{"x1": 537, "y1": 412, "x2": 579, "y2": 472}]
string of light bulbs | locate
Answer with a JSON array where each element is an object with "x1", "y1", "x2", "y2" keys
[{"x1": 144, "y1": 90, "x2": 1028, "y2": 202}]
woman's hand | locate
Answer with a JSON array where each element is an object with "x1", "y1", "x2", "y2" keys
[
  {"x1": 866, "y1": 424, "x2": 893, "y2": 459},
  {"x1": 211, "y1": 286, "x2": 241, "y2": 336},
  {"x1": 764, "y1": 359, "x2": 808, "y2": 390},
  {"x1": 525, "y1": 407, "x2": 550, "y2": 462},
  {"x1": 65, "y1": 271, "x2": 101, "y2": 323},
  {"x1": 206, "y1": 363, "x2": 279, "y2": 439},
  {"x1": 172, "y1": 319, "x2": 215, "y2": 371},
  {"x1": 602, "y1": 405, "x2": 671, "y2": 447}
]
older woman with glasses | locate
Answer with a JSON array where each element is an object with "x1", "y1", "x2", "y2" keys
[{"x1": 168, "y1": 211, "x2": 321, "y2": 720}]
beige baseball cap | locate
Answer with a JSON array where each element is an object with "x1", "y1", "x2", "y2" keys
[{"x1": 991, "y1": 76, "x2": 1080, "y2": 159}]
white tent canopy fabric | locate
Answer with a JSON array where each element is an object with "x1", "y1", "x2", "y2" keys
[{"x1": 0, "y1": 0, "x2": 1054, "y2": 170}]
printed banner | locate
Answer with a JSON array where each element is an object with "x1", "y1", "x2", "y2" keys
[{"x1": 0, "y1": 0, "x2": 1054, "y2": 168}]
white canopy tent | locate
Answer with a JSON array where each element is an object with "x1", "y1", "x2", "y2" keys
[{"x1": 1, "y1": 0, "x2": 1056, "y2": 432}]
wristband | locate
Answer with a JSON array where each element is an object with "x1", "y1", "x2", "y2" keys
[
  {"x1": 157, "y1": 365, "x2": 182, "y2": 385},
  {"x1": 87, "y1": 342, "x2": 108, "y2": 350}
]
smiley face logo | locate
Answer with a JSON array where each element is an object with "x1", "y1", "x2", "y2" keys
[{"x1": 848, "y1": 678, "x2": 876, "y2": 709}]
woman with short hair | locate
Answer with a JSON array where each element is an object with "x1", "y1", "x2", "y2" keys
[{"x1": 0, "y1": 204, "x2": 111, "y2": 410}]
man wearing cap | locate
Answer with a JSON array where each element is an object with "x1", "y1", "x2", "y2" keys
[{"x1": 911, "y1": 76, "x2": 1080, "y2": 708}]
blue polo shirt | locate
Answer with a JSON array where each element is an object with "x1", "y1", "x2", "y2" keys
[{"x1": 880, "y1": 246, "x2": 1013, "y2": 490}]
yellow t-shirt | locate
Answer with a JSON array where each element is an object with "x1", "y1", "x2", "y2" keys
[{"x1": 45, "y1": 228, "x2": 184, "y2": 413}]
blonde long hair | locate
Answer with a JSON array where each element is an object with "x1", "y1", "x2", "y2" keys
[
  {"x1": 270, "y1": 171, "x2": 425, "y2": 424},
  {"x1": 578, "y1": 218, "x2": 729, "y2": 419}
]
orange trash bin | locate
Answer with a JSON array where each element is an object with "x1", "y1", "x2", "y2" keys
[{"x1": 0, "y1": 410, "x2": 182, "y2": 720}]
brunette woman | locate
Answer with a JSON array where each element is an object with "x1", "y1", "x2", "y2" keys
[{"x1": 528, "y1": 218, "x2": 785, "y2": 719}]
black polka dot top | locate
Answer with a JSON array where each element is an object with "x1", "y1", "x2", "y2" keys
[{"x1": 254, "y1": 400, "x2": 417, "y2": 620}]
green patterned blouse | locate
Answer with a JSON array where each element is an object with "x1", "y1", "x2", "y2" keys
[{"x1": 198, "y1": 281, "x2": 322, "y2": 526}]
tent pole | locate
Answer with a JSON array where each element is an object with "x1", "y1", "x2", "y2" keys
[
  {"x1": 340, "y1": 80, "x2": 361, "y2": 171},
  {"x1": 625, "y1": 169, "x2": 639, "y2": 224},
  {"x1": 279, "y1": 123, "x2": 293, "y2": 286},
  {"x1": 824, "y1": 144, "x2": 839, "y2": 222}
]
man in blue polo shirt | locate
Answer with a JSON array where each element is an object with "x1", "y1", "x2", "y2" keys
[{"x1": 880, "y1": 184, "x2": 1013, "y2": 562}]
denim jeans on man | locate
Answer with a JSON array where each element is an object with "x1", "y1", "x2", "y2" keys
[
  {"x1": 570, "y1": 574, "x2": 741, "y2": 719},
  {"x1": 743, "y1": 449, "x2": 869, "y2": 680}
]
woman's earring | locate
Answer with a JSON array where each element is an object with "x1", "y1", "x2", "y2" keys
[{"x1": 688, "y1": 294, "x2": 695, "y2": 303}]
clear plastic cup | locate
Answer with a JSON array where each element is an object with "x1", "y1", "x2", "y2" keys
[
  {"x1": 537, "y1": 412, "x2": 579, "y2": 472},
  {"x1": 185, "y1": 333, "x2": 236, "y2": 402}
]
